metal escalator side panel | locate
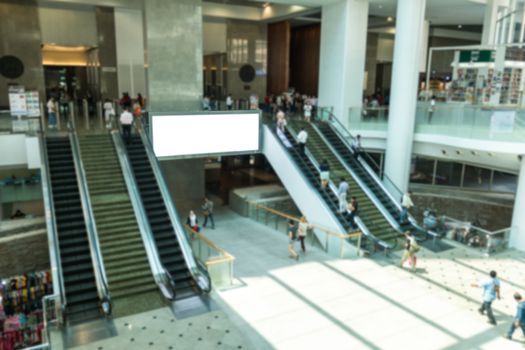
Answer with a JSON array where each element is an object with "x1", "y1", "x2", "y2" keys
[
  {"x1": 69, "y1": 130, "x2": 112, "y2": 312},
  {"x1": 136, "y1": 127, "x2": 212, "y2": 293},
  {"x1": 39, "y1": 134, "x2": 67, "y2": 316},
  {"x1": 262, "y1": 125, "x2": 349, "y2": 250},
  {"x1": 110, "y1": 131, "x2": 168, "y2": 288}
]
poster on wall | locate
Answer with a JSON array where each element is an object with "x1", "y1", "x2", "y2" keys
[
  {"x1": 8, "y1": 85, "x2": 27, "y2": 116},
  {"x1": 490, "y1": 110, "x2": 515, "y2": 133},
  {"x1": 25, "y1": 91, "x2": 40, "y2": 117}
]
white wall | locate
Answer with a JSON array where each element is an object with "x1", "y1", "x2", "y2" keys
[
  {"x1": 39, "y1": 5, "x2": 97, "y2": 46},
  {"x1": 0, "y1": 135, "x2": 35, "y2": 168},
  {"x1": 114, "y1": 8, "x2": 147, "y2": 98},
  {"x1": 203, "y1": 20, "x2": 227, "y2": 54}
]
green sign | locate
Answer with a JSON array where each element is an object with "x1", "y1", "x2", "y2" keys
[{"x1": 459, "y1": 50, "x2": 495, "y2": 63}]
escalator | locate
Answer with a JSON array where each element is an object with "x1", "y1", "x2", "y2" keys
[
  {"x1": 314, "y1": 120, "x2": 431, "y2": 239},
  {"x1": 124, "y1": 134, "x2": 202, "y2": 299},
  {"x1": 288, "y1": 120, "x2": 400, "y2": 247},
  {"x1": 45, "y1": 137, "x2": 100, "y2": 324},
  {"x1": 78, "y1": 134, "x2": 164, "y2": 317}
]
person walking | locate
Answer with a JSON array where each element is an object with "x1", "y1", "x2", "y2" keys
[
  {"x1": 320, "y1": 159, "x2": 330, "y2": 189},
  {"x1": 345, "y1": 196, "x2": 358, "y2": 229},
  {"x1": 103, "y1": 98, "x2": 115, "y2": 129},
  {"x1": 287, "y1": 220, "x2": 299, "y2": 261},
  {"x1": 297, "y1": 216, "x2": 311, "y2": 254},
  {"x1": 428, "y1": 96, "x2": 436, "y2": 123},
  {"x1": 296, "y1": 127, "x2": 308, "y2": 156},
  {"x1": 202, "y1": 197, "x2": 215, "y2": 229},
  {"x1": 303, "y1": 101, "x2": 312, "y2": 122},
  {"x1": 505, "y1": 292, "x2": 525, "y2": 340},
  {"x1": 400, "y1": 191, "x2": 414, "y2": 224},
  {"x1": 338, "y1": 177, "x2": 349, "y2": 213},
  {"x1": 471, "y1": 270, "x2": 501, "y2": 325},
  {"x1": 400, "y1": 231, "x2": 419, "y2": 271},
  {"x1": 47, "y1": 97, "x2": 57, "y2": 129},
  {"x1": 226, "y1": 94, "x2": 233, "y2": 110},
  {"x1": 186, "y1": 210, "x2": 199, "y2": 232},
  {"x1": 119, "y1": 107, "x2": 133, "y2": 145},
  {"x1": 351, "y1": 134, "x2": 362, "y2": 158}
]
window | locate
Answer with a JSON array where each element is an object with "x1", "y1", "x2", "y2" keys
[
  {"x1": 410, "y1": 157, "x2": 434, "y2": 184},
  {"x1": 435, "y1": 161, "x2": 462, "y2": 187},
  {"x1": 463, "y1": 165, "x2": 490, "y2": 190},
  {"x1": 491, "y1": 171, "x2": 517, "y2": 192},
  {"x1": 229, "y1": 38, "x2": 248, "y2": 64}
]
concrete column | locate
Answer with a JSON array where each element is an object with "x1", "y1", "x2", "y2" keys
[
  {"x1": 482, "y1": 0, "x2": 501, "y2": 45},
  {"x1": 383, "y1": 0, "x2": 426, "y2": 194},
  {"x1": 318, "y1": 0, "x2": 369, "y2": 124},
  {"x1": 95, "y1": 6, "x2": 119, "y2": 100},
  {"x1": 510, "y1": 156, "x2": 525, "y2": 251},
  {"x1": 419, "y1": 20, "x2": 430, "y2": 73},
  {"x1": 144, "y1": 0, "x2": 205, "y2": 202},
  {"x1": 144, "y1": 0, "x2": 203, "y2": 111}
]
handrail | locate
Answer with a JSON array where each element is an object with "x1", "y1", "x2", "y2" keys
[
  {"x1": 285, "y1": 124, "x2": 388, "y2": 249},
  {"x1": 38, "y1": 133, "x2": 66, "y2": 321},
  {"x1": 69, "y1": 129, "x2": 112, "y2": 313},
  {"x1": 319, "y1": 108, "x2": 434, "y2": 237},
  {"x1": 110, "y1": 131, "x2": 168, "y2": 285},
  {"x1": 183, "y1": 225, "x2": 236, "y2": 261},
  {"x1": 440, "y1": 215, "x2": 511, "y2": 236},
  {"x1": 265, "y1": 123, "x2": 348, "y2": 235},
  {"x1": 136, "y1": 124, "x2": 212, "y2": 293},
  {"x1": 253, "y1": 203, "x2": 361, "y2": 240}
]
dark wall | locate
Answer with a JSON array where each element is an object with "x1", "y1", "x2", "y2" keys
[
  {"x1": 267, "y1": 21, "x2": 290, "y2": 95},
  {"x1": 289, "y1": 24, "x2": 320, "y2": 96}
]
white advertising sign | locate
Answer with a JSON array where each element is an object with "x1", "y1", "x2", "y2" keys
[
  {"x1": 25, "y1": 91, "x2": 41, "y2": 117},
  {"x1": 152, "y1": 113, "x2": 260, "y2": 158},
  {"x1": 8, "y1": 86, "x2": 27, "y2": 116}
]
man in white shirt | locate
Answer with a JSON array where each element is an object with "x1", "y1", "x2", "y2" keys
[
  {"x1": 296, "y1": 128, "x2": 308, "y2": 156},
  {"x1": 400, "y1": 191, "x2": 414, "y2": 224},
  {"x1": 226, "y1": 94, "x2": 233, "y2": 110},
  {"x1": 351, "y1": 134, "x2": 362, "y2": 158},
  {"x1": 303, "y1": 102, "x2": 312, "y2": 122},
  {"x1": 120, "y1": 107, "x2": 133, "y2": 144},
  {"x1": 338, "y1": 177, "x2": 349, "y2": 213},
  {"x1": 47, "y1": 97, "x2": 57, "y2": 129}
]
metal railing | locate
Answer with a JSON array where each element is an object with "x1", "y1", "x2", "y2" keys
[
  {"x1": 184, "y1": 225, "x2": 236, "y2": 288},
  {"x1": 135, "y1": 120, "x2": 212, "y2": 293},
  {"x1": 69, "y1": 127, "x2": 112, "y2": 314},
  {"x1": 434, "y1": 216, "x2": 512, "y2": 256},
  {"x1": 248, "y1": 202, "x2": 362, "y2": 258}
]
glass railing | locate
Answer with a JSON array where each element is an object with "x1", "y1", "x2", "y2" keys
[
  {"x1": 347, "y1": 103, "x2": 525, "y2": 143},
  {"x1": 433, "y1": 216, "x2": 512, "y2": 256},
  {"x1": 248, "y1": 201, "x2": 362, "y2": 258},
  {"x1": 184, "y1": 226, "x2": 235, "y2": 288}
]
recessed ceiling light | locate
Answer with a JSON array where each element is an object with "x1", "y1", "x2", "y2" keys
[
  {"x1": 387, "y1": 16, "x2": 393, "y2": 22},
  {"x1": 378, "y1": 5, "x2": 383, "y2": 9},
  {"x1": 458, "y1": 24, "x2": 462, "y2": 29}
]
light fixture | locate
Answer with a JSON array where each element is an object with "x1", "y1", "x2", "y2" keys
[
  {"x1": 378, "y1": 5, "x2": 383, "y2": 9},
  {"x1": 387, "y1": 16, "x2": 393, "y2": 22},
  {"x1": 263, "y1": 2, "x2": 270, "y2": 8},
  {"x1": 458, "y1": 24, "x2": 463, "y2": 29}
]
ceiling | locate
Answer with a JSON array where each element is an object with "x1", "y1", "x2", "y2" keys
[{"x1": 246, "y1": 0, "x2": 489, "y2": 25}]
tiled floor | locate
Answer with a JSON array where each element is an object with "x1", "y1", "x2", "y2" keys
[{"x1": 61, "y1": 204, "x2": 525, "y2": 349}]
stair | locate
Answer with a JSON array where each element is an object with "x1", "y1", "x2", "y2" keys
[
  {"x1": 125, "y1": 135, "x2": 197, "y2": 299},
  {"x1": 78, "y1": 133, "x2": 163, "y2": 317},
  {"x1": 287, "y1": 121, "x2": 400, "y2": 246},
  {"x1": 46, "y1": 136, "x2": 100, "y2": 325}
]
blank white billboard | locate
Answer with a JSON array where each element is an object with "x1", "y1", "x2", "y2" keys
[{"x1": 152, "y1": 113, "x2": 260, "y2": 158}]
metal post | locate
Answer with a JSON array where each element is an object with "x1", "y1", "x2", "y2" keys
[
  {"x1": 55, "y1": 102, "x2": 61, "y2": 130},
  {"x1": 357, "y1": 234, "x2": 362, "y2": 256},
  {"x1": 69, "y1": 101, "x2": 76, "y2": 130},
  {"x1": 40, "y1": 102, "x2": 45, "y2": 132},
  {"x1": 82, "y1": 99, "x2": 89, "y2": 130},
  {"x1": 97, "y1": 101, "x2": 103, "y2": 129}
]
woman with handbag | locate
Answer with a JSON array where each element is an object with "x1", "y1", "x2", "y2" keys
[{"x1": 400, "y1": 231, "x2": 419, "y2": 271}]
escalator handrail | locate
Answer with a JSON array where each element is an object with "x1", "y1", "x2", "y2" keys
[
  {"x1": 38, "y1": 133, "x2": 67, "y2": 313},
  {"x1": 308, "y1": 122, "x2": 404, "y2": 232},
  {"x1": 320, "y1": 115, "x2": 437, "y2": 238},
  {"x1": 110, "y1": 131, "x2": 169, "y2": 285},
  {"x1": 286, "y1": 125, "x2": 394, "y2": 251},
  {"x1": 136, "y1": 127, "x2": 212, "y2": 293},
  {"x1": 69, "y1": 130, "x2": 112, "y2": 309},
  {"x1": 265, "y1": 124, "x2": 348, "y2": 235}
]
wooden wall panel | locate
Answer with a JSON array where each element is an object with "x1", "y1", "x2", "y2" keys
[
  {"x1": 289, "y1": 24, "x2": 320, "y2": 96},
  {"x1": 267, "y1": 21, "x2": 290, "y2": 95}
]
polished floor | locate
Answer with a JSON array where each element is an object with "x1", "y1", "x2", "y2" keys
[{"x1": 57, "y1": 203, "x2": 525, "y2": 349}]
